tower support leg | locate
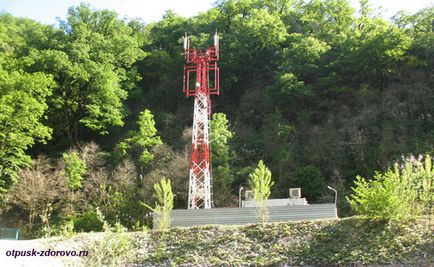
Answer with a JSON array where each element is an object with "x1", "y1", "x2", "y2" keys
[{"x1": 188, "y1": 91, "x2": 212, "y2": 209}]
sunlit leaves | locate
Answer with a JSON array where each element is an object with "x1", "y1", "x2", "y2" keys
[
  {"x1": 42, "y1": 4, "x2": 145, "y2": 141},
  {"x1": 347, "y1": 155, "x2": 434, "y2": 218},
  {"x1": 141, "y1": 177, "x2": 174, "y2": 229},
  {"x1": 62, "y1": 151, "x2": 86, "y2": 190},
  {"x1": 248, "y1": 160, "x2": 274, "y2": 224},
  {"x1": 0, "y1": 68, "x2": 54, "y2": 191},
  {"x1": 118, "y1": 109, "x2": 162, "y2": 166},
  {"x1": 210, "y1": 113, "x2": 235, "y2": 206},
  {"x1": 211, "y1": 113, "x2": 234, "y2": 165}
]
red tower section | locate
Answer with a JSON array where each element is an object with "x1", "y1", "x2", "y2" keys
[{"x1": 183, "y1": 32, "x2": 219, "y2": 209}]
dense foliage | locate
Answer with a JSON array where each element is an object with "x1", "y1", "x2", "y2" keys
[
  {"x1": 348, "y1": 154, "x2": 433, "y2": 218},
  {"x1": 0, "y1": 0, "x2": 433, "y2": 233}
]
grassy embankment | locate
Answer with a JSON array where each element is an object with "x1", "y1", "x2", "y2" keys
[{"x1": 56, "y1": 216, "x2": 433, "y2": 266}]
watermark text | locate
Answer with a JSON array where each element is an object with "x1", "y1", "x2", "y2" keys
[{"x1": 5, "y1": 248, "x2": 88, "y2": 258}]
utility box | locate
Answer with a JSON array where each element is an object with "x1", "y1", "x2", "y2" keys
[{"x1": 289, "y1": 188, "x2": 301, "y2": 199}]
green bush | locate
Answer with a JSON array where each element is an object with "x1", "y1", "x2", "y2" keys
[
  {"x1": 347, "y1": 154, "x2": 433, "y2": 218},
  {"x1": 62, "y1": 151, "x2": 86, "y2": 190},
  {"x1": 74, "y1": 211, "x2": 103, "y2": 232},
  {"x1": 248, "y1": 160, "x2": 274, "y2": 224},
  {"x1": 142, "y1": 177, "x2": 174, "y2": 229},
  {"x1": 84, "y1": 209, "x2": 134, "y2": 267},
  {"x1": 39, "y1": 219, "x2": 75, "y2": 238}
]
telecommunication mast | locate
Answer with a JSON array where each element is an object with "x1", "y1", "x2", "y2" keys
[{"x1": 183, "y1": 32, "x2": 220, "y2": 209}]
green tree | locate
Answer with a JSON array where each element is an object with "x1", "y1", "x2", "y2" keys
[
  {"x1": 0, "y1": 68, "x2": 54, "y2": 193},
  {"x1": 38, "y1": 4, "x2": 145, "y2": 143},
  {"x1": 280, "y1": 34, "x2": 331, "y2": 80},
  {"x1": 296, "y1": 0, "x2": 355, "y2": 44},
  {"x1": 211, "y1": 113, "x2": 234, "y2": 165},
  {"x1": 62, "y1": 151, "x2": 87, "y2": 190},
  {"x1": 118, "y1": 109, "x2": 162, "y2": 169},
  {"x1": 142, "y1": 177, "x2": 174, "y2": 229},
  {"x1": 210, "y1": 113, "x2": 235, "y2": 206},
  {"x1": 248, "y1": 160, "x2": 274, "y2": 224},
  {"x1": 393, "y1": 6, "x2": 434, "y2": 71},
  {"x1": 0, "y1": 14, "x2": 55, "y2": 195}
]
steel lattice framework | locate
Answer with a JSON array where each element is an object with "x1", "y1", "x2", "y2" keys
[{"x1": 183, "y1": 32, "x2": 220, "y2": 209}]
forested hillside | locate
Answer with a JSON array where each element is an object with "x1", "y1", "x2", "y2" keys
[{"x1": 0, "y1": 0, "x2": 433, "y2": 235}]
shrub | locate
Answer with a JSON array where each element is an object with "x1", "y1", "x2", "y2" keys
[
  {"x1": 39, "y1": 219, "x2": 75, "y2": 238},
  {"x1": 142, "y1": 177, "x2": 174, "y2": 229},
  {"x1": 347, "y1": 172, "x2": 410, "y2": 218},
  {"x1": 84, "y1": 209, "x2": 134, "y2": 267},
  {"x1": 347, "y1": 154, "x2": 433, "y2": 218},
  {"x1": 7, "y1": 156, "x2": 67, "y2": 228},
  {"x1": 73, "y1": 211, "x2": 103, "y2": 232},
  {"x1": 62, "y1": 151, "x2": 86, "y2": 190},
  {"x1": 248, "y1": 160, "x2": 274, "y2": 224}
]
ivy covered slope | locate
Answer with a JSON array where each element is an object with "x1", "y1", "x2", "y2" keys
[{"x1": 133, "y1": 217, "x2": 433, "y2": 266}]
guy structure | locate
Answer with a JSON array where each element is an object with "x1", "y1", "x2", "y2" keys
[{"x1": 183, "y1": 32, "x2": 220, "y2": 209}]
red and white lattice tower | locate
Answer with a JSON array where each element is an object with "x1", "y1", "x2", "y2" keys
[{"x1": 183, "y1": 32, "x2": 220, "y2": 209}]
